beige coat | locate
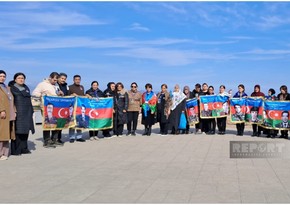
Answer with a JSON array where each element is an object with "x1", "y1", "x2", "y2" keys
[
  {"x1": 32, "y1": 79, "x2": 57, "y2": 97},
  {"x1": 0, "y1": 86, "x2": 16, "y2": 141}
]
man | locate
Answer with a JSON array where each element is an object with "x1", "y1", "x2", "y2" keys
[
  {"x1": 76, "y1": 104, "x2": 89, "y2": 128},
  {"x1": 232, "y1": 104, "x2": 245, "y2": 121},
  {"x1": 56, "y1": 72, "x2": 69, "y2": 145},
  {"x1": 201, "y1": 103, "x2": 212, "y2": 117},
  {"x1": 44, "y1": 103, "x2": 57, "y2": 125},
  {"x1": 66, "y1": 103, "x2": 74, "y2": 124},
  {"x1": 188, "y1": 107, "x2": 198, "y2": 123},
  {"x1": 250, "y1": 107, "x2": 260, "y2": 123},
  {"x1": 32, "y1": 72, "x2": 63, "y2": 148},
  {"x1": 275, "y1": 111, "x2": 290, "y2": 139},
  {"x1": 68, "y1": 75, "x2": 86, "y2": 143}
]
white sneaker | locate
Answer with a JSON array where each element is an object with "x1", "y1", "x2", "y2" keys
[
  {"x1": 118, "y1": 135, "x2": 123, "y2": 138},
  {"x1": 90, "y1": 137, "x2": 94, "y2": 141},
  {"x1": 0, "y1": 156, "x2": 8, "y2": 161},
  {"x1": 110, "y1": 135, "x2": 117, "y2": 138},
  {"x1": 93, "y1": 136, "x2": 99, "y2": 140}
]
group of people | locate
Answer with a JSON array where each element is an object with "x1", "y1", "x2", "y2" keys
[{"x1": 1, "y1": 70, "x2": 289, "y2": 161}]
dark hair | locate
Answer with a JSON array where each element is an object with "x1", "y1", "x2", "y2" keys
[
  {"x1": 280, "y1": 85, "x2": 288, "y2": 93},
  {"x1": 59, "y1": 73, "x2": 67, "y2": 78},
  {"x1": 268, "y1": 88, "x2": 276, "y2": 95},
  {"x1": 238, "y1": 84, "x2": 245, "y2": 90},
  {"x1": 250, "y1": 107, "x2": 259, "y2": 112},
  {"x1": 49, "y1": 72, "x2": 59, "y2": 79},
  {"x1": 195, "y1": 83, "x2": 201, "y2": 88},
  {"x1": 234, "y1": 104, "x2": 241, "y2": 108},
  {"x1": 209, "y1": 86, "x2": 214, "y2": 90},
  {"x1": 73, "y1": 75, "x2": 81, "y2": 79},
  {"x1": 282, "y1": 110, "x2": 289, "y2": 117},
  {"x1": 202, "y1": 83, "x2": 208, "y2": 87},
  {"x1": 13, "y1": 72, "x2": 26, "y2": 80},
  {"x1": 91, "y1": 81, "x2": 99, "y2": 86},
  {"x1": 47, "y1": 102, "x2": 53, "y2": 106},
  {"x1": 116, "y1": 82, "x2": 124, "y2": 89},
  {"x1": 161, "y1": 84, "x2": 167, "y2": 89},
  {"x1": 220, "y1": 85, "x2": 226, "y2": 89},
  {"x1": 254, "y1": 85, "x2": 260, "y2": 91},
  {"x1": 0, "y1": 70, "x2": 6, "y2": 76},
  {"x1": 145, "y1": 83, "x2": 152, "y2": 89},
  {"x1": 81, "y1": 104, "x2": 86, "y2": 109},
  {"x1": 131, "y1": 82, "x2": 138, "y2": 87}
]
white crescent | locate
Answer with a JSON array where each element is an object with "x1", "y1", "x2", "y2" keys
[
  {"x1": 89, "y1": 109, "x2": 95, "y2": 119},
  {"x1": 268, "y1": 110, "x2": 273, "y2": 119},
  {"x1": 246, "y1": 106, "x2": 250, "y2": 114},
  {"x1": 58, "y1": 108, "x2": 64, "y2": 118}
]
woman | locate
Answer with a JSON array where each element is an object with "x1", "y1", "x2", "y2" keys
[
  {"x1": 126, "y1": 82, "x2": 142, "y2": 136},
  {"x1": 8, "y1": 73, "x2": 35, "y2": 155},
  {"x1": 168, "y1": 84, "x2": 186, "y2": 135},
  {"x1": 250, "y1": 85, "x2": 265, "y2": 137},
  {"x1": 264, "y1": 88, "x2": 278, "y2": 138},
  {"x1": 217, "y1": 85, "x2": 230, "y2": 135},
  {"x1": 206, "y1": 86, "x2": 216, "y2": 135},
  {"x1": 85, "y1": 81, "x2": 105, "y2": 140},
  {"x1": 113, "y1": 82, "x2": 128, "y2": 137},
  {"x1": 192, "y1": 83, "x2": 202, "y2": 134},
  {"x1": 157, "y1": 84, "x2": 171, "y2": 136},
  {"x1": 182, "y1": 86, "x2": 192, "y2": 134},
  {"x1": 277, "y1": 85, "x2": 290, "y2": 139},
  {"x1": 141, "y1": 83, "x2": 157, "y2": 136},
  {"x1": 233, "y1": 84, "x2": 248, "y2": 136},
  {"x1": 199, "y1": 83, "x2": 210, "y2": 133},
  {"x1": 0, "y1": 70, "x2": 16, "y2": 160}
]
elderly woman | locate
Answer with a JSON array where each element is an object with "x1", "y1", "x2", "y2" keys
[
  {"x1": 168, "y1": 84, "x2": 186, "y2": 135},
  {"x1": 0, "y1": 70, "x2": 16, "y2": 160},
  {"x1": 9, "y1": 72, "x2": 35, "y2": 155}
]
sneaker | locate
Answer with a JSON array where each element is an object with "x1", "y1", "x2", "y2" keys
[
  {"x1": 90, "y1": 137, "x2": 95, "y2": 141},
  {"x1": 110, "y1": 135, "x2": 117, "y2": 138},
  {"x1": 76, "y1": 138, "x2": 86, "y2": 142},
  {"x1": 93, "y1": 136, "x2": 99, "y2": 140},
  {"x1": 53, "y1": 140, "x2": 64, "y2": 147},
  {"x1": 161, "y1": 133, "x2": 167, "y2": 136},
  {"x1": 131, "y1": 131, "x2": 136, "y2": 136},
  {"x1": 195, "y1": 130, "x2": 202, "y2": 134},
  {"x1": 0, "y1": 156, "x2": 8, "y2": 160},
  {"x1": 57, "y1": 139, "x2": 64, "y2": 144},
  {"x1": 69, "y1": 139, "x2": 75, "y2": 143},
  {"x1": 126, "y1": 131, "x2": 131, "y2": 136},
  {"x1": 118, "y1": 135, "x2": 123, "y2": 138}
]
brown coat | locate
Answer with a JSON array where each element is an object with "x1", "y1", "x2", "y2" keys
[{"x1": 0, "y1": 86, "x2": 16, "y2": 141}]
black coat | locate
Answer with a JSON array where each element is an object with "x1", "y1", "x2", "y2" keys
[
  {"x1": 85, "y1": 88, "x2": 105, "y2": 98},
  {"x1": 58, "y1": 82, "x2": 69, "y2": 96},
  {"x1": 9, "y1": 81, "x2": 35, "y2": 134},
  {"x1": 114, "y1": 91, "x2": 129, "y2": 125}
]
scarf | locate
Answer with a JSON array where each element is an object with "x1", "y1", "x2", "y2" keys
[
  {"x1": 142, "y1": 91, "x2": 157, "y2": 117},
  {"x1": 171, "y1": 90, "x2": 186, "y2": 110}
]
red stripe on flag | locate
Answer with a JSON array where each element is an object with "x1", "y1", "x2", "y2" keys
[{"x1": 76, "y1": 108, "x2": 113, "y2": 119}]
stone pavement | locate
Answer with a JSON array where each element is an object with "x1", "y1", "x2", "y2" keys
[{"x1": 1, "y1": 124, "x2": 290, "y2": 203}]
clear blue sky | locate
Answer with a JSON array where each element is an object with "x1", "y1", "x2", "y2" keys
[{"x1": 1, "y1": 2, "x2": 290, "y2": 94}]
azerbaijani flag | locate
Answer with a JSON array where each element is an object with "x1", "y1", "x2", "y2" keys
[
  {"x1": 186, "y1": 98, "x2": 199, "y2": 125},
  {"x1": 230, "y1": 98, "x2": 247, "y2": 123},
  {"x1": 245, "y1": 97, "x2": 264, "y2": 124},
  {"x1": 43, "y1": 96, "x2": 76, "y2": 130},
  {"x1": 262, "y1": 101, "x2": 290, "y2": 130},
  {"x1": 200, "y1": 95, "x2": 229, "y2": 119},
  {"x1": 75, "y1": 97, "x2": 113, "y2": 130}
]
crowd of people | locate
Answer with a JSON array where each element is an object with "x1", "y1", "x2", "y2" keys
[{"x1": 0, "y1": 70, "x2": 289, "y2": 161}]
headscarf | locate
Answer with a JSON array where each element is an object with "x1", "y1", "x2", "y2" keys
[{"x1": 183, "y1": 85, "x2": 191, "y2": 99}]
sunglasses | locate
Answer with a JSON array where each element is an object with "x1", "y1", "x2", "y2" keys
[{"x1": 131, "y1": 85, "x2": 137, "y2": 88}]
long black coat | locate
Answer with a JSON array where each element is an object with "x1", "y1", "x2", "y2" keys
[
  {"x1": 9, "y1": 81, "x2": 35, "y2": 134},
  {"x1": 114, "y1": 91, "x2": 129, "y2": 125}
]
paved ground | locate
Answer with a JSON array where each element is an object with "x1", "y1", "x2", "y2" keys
[{"x1": 1, "y1": 123, "x2": 290, "y2": 203}]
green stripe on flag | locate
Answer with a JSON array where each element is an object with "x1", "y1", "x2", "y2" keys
[{"x1": 89, "y1": 118, "x2": 112, "y2": 130}]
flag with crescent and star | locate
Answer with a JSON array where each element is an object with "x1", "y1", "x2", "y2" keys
[
  {"x1": 262, "y1": 101, "x2": 290, "y2": 130},
  {"x1": 200, "y1": 95, "x2": 229, "y2": 119},
  {"x1": 186, "y1": 98, "x2": 199, "y2": 125},
  {"x1": 244, "y1": 97, "x2": 264, "y2": 124},
  {"x1": 43, "y1": 96, "x2": 76, "y2": 130},
  {"x1": 75, "y1": 97, "x2": 113, "y2": 130},
  {"x1": 230, "y1": 98, "x2": 247, "y2": 123}
]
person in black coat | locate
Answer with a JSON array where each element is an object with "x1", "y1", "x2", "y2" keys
[
  {"x1": 85, "y1": 81, "x2": 105, "y2": 140},
  {"x1": 113, "y1": 82, "x2": 129, "y2": 137},
  {"x1": 9, "y1": 73, "x2": 35, "y2": 155},
  {"x1": 277, "y1": 85, "x2": 290, "y2": 139}
]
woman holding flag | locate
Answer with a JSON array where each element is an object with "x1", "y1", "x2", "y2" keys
[
  {"x1": 277, "y1": 85, "x2": 290, "y2": 139},
  {"x1": 217, "y1": 85, "x2": 230, "y2": 135},
  {"x1": 141, "y1": 83, "x2": 157, "y2": 136}
]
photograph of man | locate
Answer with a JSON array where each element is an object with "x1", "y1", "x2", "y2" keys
[
  {"x1": 76, "y1": 104, "x2": 89, "y2": 128},
  {"x1": 250, "y1": 107, "x2": 260, "y2": 123},
  {"x1": 232, "y1": 104, "x2": 245, "y2": 121},
  {"x1": 44, "y1": 103, "x2": 57, "y2": 125},
  {"x1": 66, "y1": 103, "x2": 74, "y2": 123},
  {"x1": 275, "y1": 111, "x2": 290, "y2": 128},
  {"x1": 201, "y1": 103, "x2": 212, "y2": 117},
  {"x1": 188, "y1": 107, "x2": 198, "y2": 122}
]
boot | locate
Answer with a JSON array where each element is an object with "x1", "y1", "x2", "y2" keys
[
  {"x1": 142, "y1": 128, "x2": 148, "y2": 136},
  {"x1": 147, "y1": 127, "x2": 152, "y2": 136},
  {"x1": 131, "y1": 130, "x2": 136, "y2": 136}
]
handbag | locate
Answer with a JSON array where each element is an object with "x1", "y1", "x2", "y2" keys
[{"x1": 178, "y1": 111, "x2": 187, "y2": 130}]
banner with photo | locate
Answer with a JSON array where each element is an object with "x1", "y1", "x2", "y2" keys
[
  {"x1": 230, "y1": 98, "x2": 247, "y2": 123},
  {"x1": 200, "y1": 95, "x2": 230, "y2": 119},
  {"x1": 244, "y1": 97, "x2": 264, "y2": 124},
  {"x1": 261, "y1": 101, "x2": 290, "y2": 130},
  {"x1": 186, "y1": 98, "x2": 199, "y2": 125},
  {"x1": 75, "y1": 97, "x2": 114, "y2": 130},
  {"x1": 42, "y1": 96, "x2": 76, "y2": 130}
]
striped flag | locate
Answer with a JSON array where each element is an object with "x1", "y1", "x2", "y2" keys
[
  {"x1": 186, "y1": 98, "x2": 199, "y2": 125},
  {"x1": 75, "y1": 97, "x2": 113, "y2": 130}
]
